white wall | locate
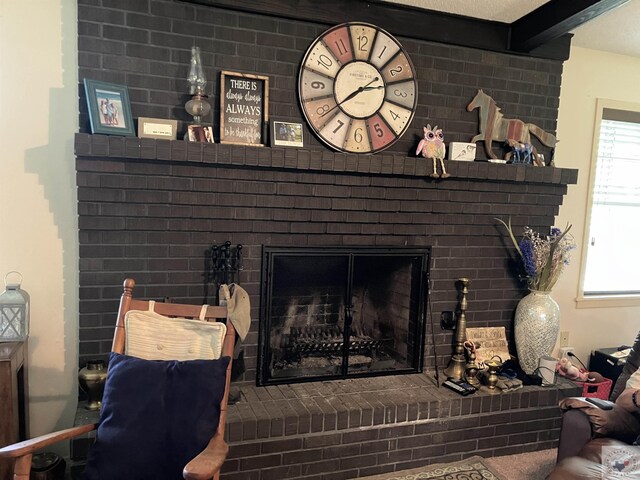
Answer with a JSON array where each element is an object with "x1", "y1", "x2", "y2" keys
[
  {"x1": 0, "y1": 0, "x2": 78, "y2": 444},
  {"x1": 554, "y1": 46, "x2": 640, "y2": 363}
]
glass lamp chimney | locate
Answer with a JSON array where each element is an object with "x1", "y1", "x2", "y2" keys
[
  {"x1": 187, "y1": 46, "x2": 206, "y2": 95},
  {"x1": 185, "y1": 46, "x2": 211, "y2": 125}
]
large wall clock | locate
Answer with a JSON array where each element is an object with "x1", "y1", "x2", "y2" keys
[{"x1": 299, "y1": 22, "x2": 418, "y2": 154}]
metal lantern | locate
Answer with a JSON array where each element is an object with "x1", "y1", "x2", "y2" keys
[{"x1": 0, "y1": 271, "x2": 30, "y2": 342}]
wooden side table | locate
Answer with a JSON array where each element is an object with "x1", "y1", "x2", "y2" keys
[{"x1": 0, "y1": 342, "x2": 29, "y2": 478}]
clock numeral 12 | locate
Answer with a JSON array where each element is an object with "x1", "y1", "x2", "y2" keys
[{"x1": 357, "y1": 35, "x2": 369, "y2": 51}]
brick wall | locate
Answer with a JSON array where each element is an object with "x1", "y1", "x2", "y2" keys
[
  {"x1": 75, "y1": 134, "x2": 577, "y2": 384},
  {"x1": 76, "y1": 0, "x2": 576, "y2": 382},
  {"x1": 73, "y1": 3, "x2": 580, "y2": 476},
  {"x1": 78, "y1": 0, "x2": 562, "y2": 157}
]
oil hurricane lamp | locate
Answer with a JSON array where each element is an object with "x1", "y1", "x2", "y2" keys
[{"x1": 185, "y1": 46, "x2": 211, "y2": 125}]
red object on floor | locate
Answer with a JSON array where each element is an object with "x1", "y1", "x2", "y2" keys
[{"x1": 577, "y1": 377, "x2": 612, "y2": 400}]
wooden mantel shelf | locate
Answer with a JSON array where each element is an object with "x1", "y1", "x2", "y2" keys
[{"x1": 75, "y1": 133, "x2": 578, "y2": 186}]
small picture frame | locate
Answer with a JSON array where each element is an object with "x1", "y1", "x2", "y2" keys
[
  {"x1": 187, "y1": 125, "x2": 215, "y2": 143},
  {"x1": 83, "y1": 79, "x2": 135, "y2": 136},
  {"x1": 220, "y1": 71, "x2": 269, "y2": 147},
  {"x1": 138, "y1": 117, "x2": 178, "y2": 140},
  {"x1": 272, "y1": 120, "x2": 304, "y2": 148}
]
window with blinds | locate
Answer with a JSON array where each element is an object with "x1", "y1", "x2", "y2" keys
[{"x1": 583, "y1": 106, "x2": 640, "y2": 295}]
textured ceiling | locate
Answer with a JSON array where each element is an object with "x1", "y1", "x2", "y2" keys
[{"x1": 383, "y1": 0, "x2": 640, "y2": 58}]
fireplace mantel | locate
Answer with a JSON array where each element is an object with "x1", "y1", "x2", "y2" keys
[{"x1": 75, "y1": 134, "x2": 578, "y2": 187}]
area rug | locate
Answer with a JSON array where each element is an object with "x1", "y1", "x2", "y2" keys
[{"x1": 357, "y1": 456, "x2": 506, "y2": 480}]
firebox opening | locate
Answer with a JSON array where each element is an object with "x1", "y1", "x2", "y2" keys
[{"x1": 258, "y1": 247, "x2": 431, "y2": 386}]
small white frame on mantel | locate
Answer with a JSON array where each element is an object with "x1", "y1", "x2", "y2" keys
[{"x1": 137, "y1": 117, "x2": 178, "y2": 140}]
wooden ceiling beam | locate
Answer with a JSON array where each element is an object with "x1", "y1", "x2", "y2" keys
[{"x1": 510, "y1": 0, "x2": 629, "y2": 52}]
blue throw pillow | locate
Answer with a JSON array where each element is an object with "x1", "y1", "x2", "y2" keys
[{"x1": 83, "y1": 352, "x2": 230, "y2": 480}]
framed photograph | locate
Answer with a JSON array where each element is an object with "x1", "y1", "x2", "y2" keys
[
  {"x1": 272, "y1": 120, "x2": 304, "y2": 147},
  {"x1": 187, "y1": 125, "x2": 215, "y2": 143},
  {"x1": 220, "y1": 71, "x2": 269, "y2": 147},
  {"x1": 83, "y1": 79, "x2": 135, "y2": 136},
  {"x1": 138, "y1": 117, "x2": 178, "y2": 140}
]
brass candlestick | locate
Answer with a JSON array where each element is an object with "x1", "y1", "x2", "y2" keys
[
  {"x1": 464, "y1": 341, "x2": 481, "y2": 388},
  {"x1": 485, "y1": 355, "x2": 503, "y2": 394},
  {"x1": 443, "y1": 278, "x2": 469, "y2": 381}
]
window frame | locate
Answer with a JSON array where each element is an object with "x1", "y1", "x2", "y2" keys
[{"x1": 576, "y1": 98, "x2": 640, "y2": 308}]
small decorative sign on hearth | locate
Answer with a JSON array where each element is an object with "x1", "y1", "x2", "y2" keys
[
  {"x1": 220, "y1": 71, "x2": 269, "y2": 147},
  {"x1": 466, "y1": 326, "x2": 511, "y2": 368}
]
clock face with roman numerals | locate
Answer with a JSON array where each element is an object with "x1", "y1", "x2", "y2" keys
[{"x1": 298, "y1": 22, "x2": 418, "y2": 154}]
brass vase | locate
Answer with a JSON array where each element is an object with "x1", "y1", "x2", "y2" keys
[{"x1": 78, "y1": 360, "x2": 107, "y2": 410}]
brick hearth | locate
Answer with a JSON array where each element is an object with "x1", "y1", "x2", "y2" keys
[
  {"x1": 221, "y1": 377, "x2": 580, "y2": 480},
  {"x1": 71, "y1": 373, "x2": 581, "y2": 479}
]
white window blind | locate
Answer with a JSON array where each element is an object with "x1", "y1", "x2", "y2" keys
[{"x1": 583, "y1": 108, "x2": 640, "y2": 295}]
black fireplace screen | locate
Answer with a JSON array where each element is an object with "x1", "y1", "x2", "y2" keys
[{"x1": 258, "y1": 247, "x2": 431, "y2": 385}]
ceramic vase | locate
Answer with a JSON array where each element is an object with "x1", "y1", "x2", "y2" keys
[
  {"x1": 78, "y1": 359, "x2": 107, "y2": 410},
  {"x1": 514, "y1": 290, "x2": 560, "y2": 375}
]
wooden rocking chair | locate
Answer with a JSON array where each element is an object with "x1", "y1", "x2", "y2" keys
[{"x1": 0, "y1": 278, "x2": 235, "y2": 480}]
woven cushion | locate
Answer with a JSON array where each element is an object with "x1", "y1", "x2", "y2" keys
[
  {"x1": 125, "y1": 309, "x2": 226, "y2": 361},
  {"x1": 83, "y1": 352, "x2": 229, "y2": 480}
]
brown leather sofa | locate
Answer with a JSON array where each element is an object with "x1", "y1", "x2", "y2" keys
[{"x1": 547, "y1": 331, "x2": 640, "y2": 479}]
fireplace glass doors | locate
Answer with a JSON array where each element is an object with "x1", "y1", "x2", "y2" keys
[{"x1": 258, "y1": 247, "x2": 430, "y2": 385}]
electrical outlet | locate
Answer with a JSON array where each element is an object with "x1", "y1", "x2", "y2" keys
[
  {"x1": 559, "y1": 346, "x2": 575, "y2": 358},
  {"x1": 559, "y1": 331, "x2": 570, "y2": 347},
  {"x1": 440, "y1": 311, "x2": 455, "y2": 330}
]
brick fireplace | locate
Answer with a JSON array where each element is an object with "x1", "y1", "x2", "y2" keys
[
  {"x1": 74, "y1": 134, "x2": 580, "y2": 478},
  {"x1": 74, "y1": 1, "x2": 582, "y2": 477}
]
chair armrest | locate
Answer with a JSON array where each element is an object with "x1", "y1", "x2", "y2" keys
[
  {"x1": 559, "y1": 397, "x2": 640, "y2": 443},
  {"x1": 556, "y1": 409, "x2": 594, "y2": 463},
  {"x1": 0, "y1": 423, "x2": 96, "y2": 458},
  {"x1": 183, "y1": 431, "x2": 229, "y2": 480}
]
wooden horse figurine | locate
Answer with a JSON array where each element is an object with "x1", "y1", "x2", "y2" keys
[{"x1": 467, "y1": 89, "x2": 556, "y2": 165}]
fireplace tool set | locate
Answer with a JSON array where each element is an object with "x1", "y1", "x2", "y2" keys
[{"x1": 207, "y1": 241, "x2": 243, "y2": 303}]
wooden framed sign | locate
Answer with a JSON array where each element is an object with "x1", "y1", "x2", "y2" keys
[{"x1": 220, "y1": 71, "x2": 269, "y2": 146}]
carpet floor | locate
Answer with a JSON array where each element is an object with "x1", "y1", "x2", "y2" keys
[
  {"x1": 483, "y1": 448, "x2": 557, "y2": 480},
  {"x1": 357, "y1": 456, "x2": 506, "y2": 480},
  {"x1": 357, "y1": 449, "x2": 557, "y2": 480}
]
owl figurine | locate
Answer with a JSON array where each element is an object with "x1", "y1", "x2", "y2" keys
[{"x1": 416, "y1": 125, "x2": 450, "y2": 178}]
